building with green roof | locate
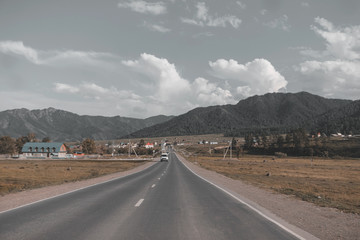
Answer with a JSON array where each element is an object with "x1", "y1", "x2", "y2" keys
[{"x1": 22, "y1": 142, "x2": 67, "y2": 158}]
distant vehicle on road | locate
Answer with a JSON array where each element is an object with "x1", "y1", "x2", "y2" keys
[{"x1": 160, "y1": 152, "x2": 169, "y2": 162}]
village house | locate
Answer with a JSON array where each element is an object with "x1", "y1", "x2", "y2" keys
[
  {"x1": 145, "y1": 142, "x2": 154, "y2": 149},
  {"x1": 21, "y1": 142, "x2": 67, "y2": 158}
]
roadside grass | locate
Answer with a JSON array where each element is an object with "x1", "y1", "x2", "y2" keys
[
  {"x1": 0, "y1": 160, "x2": 146, "y2": 196},
  {"x1": 179, "y1": 147, "x2": 360, "y2": 214}
]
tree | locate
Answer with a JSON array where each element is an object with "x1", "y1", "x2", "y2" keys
[
  {"x1": 27, "y1": 133, "x2": 37, "y2": 142},
  {"x1": 285, "y1": 133, "x2": 293, "y2": 147},
  {"x1": 139, "y1": 139, "x2": 145, "y2": 147},
  {"x1": 0, "y1": 136, "x2": 17, "y2": 155},
  {"x1": 244, "y1": 134, "x2": 253, "y2": 149},
  {"x1": 16, "y1": 136, "x2": 29, "y2": 153},
  {"x1": 261, "y1": 133, "x2": 268, "y2": 149},
  {"x1": 293, "y1": 128, "x2": 309, "y2": 150},
  {"x1": 277, "y1": 135, "x2": 285, "y2": 149},
  {"x1": 231, "y1": 137, "x2": 237, "y2": 148},
  {"x1": 81, "y1": 138, "x2": 96, "y2": 154},
  {"x1": 42, "y1": 137, "x2": 51, "y2": 142}
]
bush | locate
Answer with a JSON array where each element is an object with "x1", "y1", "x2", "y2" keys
[{"x1": 275, "y1": 152, "x2": 287, "y2": 158}]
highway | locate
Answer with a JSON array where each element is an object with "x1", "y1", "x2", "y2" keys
[{"x1": 0, "y1": 151, "x2": 300, "y2": 240}]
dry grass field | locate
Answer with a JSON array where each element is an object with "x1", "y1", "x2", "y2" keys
[
  {"x1": 0, "y1": 160, "x2": 146, "y2": 196},
  {"x1": 178, "y1": 146, "x2": 360, "y2": 214}
]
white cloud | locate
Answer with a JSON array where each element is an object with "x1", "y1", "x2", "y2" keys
[
  {"x1": 0, "y1": 41, "x2": 115, "y2": 66},
  {"x1": 306, "y1": 17, "x2": 360, "y2": 60},
  {"x1": 181, "y1": 2, "x2": 242, "y2": 29},
  {"x1": 295, "y1": 18, "x2": 360, "y2": 100},
  {"x1": 297, "y1": 60, "x2": 360, "y2": 99},
  {"x1": 54, "y1": 82, "x2": 141, "y2": 101},
  {"x1": 193, "y1": 77, "x2": 235, "y2": 105},
  {"x1": 143, "y1": 22, "x2": 171, "y2": 33},
  {"x1": 122, "y1": 53, "x2": 191, "y2": 102},
  {"x1": 209, "y1": 58, "x2": 288, "y2": 98},
  {"x1": 264, "y1": 15, "x2": 291, "y2": 31},
  {"x1": 0, "y1": 41, "x2": 40, "y2": 64},
  {"x1": 122, "y1": 53, "x2": 238, "y2": 112},
  {"x1": 181, "y1": 18, "x2": 203, "y2": 27},
  {"x1": 118, "y1": 1, "x2": 166, "y2": 15},
  {"x1": 54, "y1": 83, "x2": 80, "y2": 94},
  {"x1": 236, "y1": 1, "x2": 246, "y2": 10}
]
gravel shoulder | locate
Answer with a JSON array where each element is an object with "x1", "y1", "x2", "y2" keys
[
  {"x1": 176, "y1": 153, "x2": 360, "y2": 240},
  {"x1": 0, "y1": 161, "x2": 156, "y2": 213}
]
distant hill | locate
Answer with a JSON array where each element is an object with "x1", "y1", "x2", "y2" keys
[
  {"x1": 125, "y1": 92, "x2": 353, "y2": 138},
  {"x1": 0, "y1": 108, "x2": 174, "y2": 141},
  {"x1": 310, "y1": 100, "x2": 360, "y2": 135}
]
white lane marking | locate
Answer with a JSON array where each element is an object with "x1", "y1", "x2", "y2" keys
[
  {"x1": 176, "y1": 153, "x2": 307, "y2": 240},
  {"x1": 135, "y1": 199, "x2": 144, "y2": 207},
  {"x1": 151, "y1": 184, "x2": 156, "y2": 188},
  {"x1": 158, "y1": 177, "x2": 161, "y2": 180},
  {"x1": 0, "y1": 162, "x2": 157, "y2": 215}
]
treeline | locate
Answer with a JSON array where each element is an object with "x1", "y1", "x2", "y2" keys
[
  {"x1": 0, "y1": 133, "x2": 51, "y2": 155},
  {"x1": 242, "y1": 128, "x2": 360, "y2": 158}
]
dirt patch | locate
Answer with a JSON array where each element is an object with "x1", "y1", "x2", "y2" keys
[{"x1": 0, "y1": 159, "x2": 147, "y2": 196}]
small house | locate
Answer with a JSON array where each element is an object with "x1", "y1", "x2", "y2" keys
[
  {"x1": 22, "y1": 142, "x2": 67, "y2": 158},
  {"x1": 145, "y1": 142, "x2": 154, "y2": 149}
]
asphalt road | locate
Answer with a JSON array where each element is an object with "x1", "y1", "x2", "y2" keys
[{"x1": 0, "y1": 151, "x2": 300, "y2": 240}]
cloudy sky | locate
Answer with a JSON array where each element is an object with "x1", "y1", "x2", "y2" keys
[{"x1": 0, "y1": 0, "x2": 359, "y2": 118}]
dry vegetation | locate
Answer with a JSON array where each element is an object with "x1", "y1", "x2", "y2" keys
[
  {"x1": 0, "y1": 160, "x2": 145, "y2": 196},
  {"x1": 178, "y1": 145, "x2": 360, "y2": 214}
]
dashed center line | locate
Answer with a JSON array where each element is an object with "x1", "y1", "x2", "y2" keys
[
  {"x1": 135, "y1": 199, "x2": 144, "y2": 207},
  {"x1": 151, "y1": 184, "x2": 156, "y2": 188}
]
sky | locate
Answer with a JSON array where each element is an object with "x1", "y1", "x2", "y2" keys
[{"x1": 0, "y1": 0, "x2": 359, "y2": 118}]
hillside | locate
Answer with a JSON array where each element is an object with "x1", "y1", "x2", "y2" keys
[
  {"x1": 0, "y1": 108, "x2": 174, "y2": 141},
  {"x1": 125, "y1": 92, "x2": 353, "y2": 138},
  {"x1": 310, "y1": 100, "x2": 360, "y2": 134}
]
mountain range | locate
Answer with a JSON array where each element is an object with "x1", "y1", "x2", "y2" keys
[
  {"x1": 0, "y1": 108, "x2": 173, "y2": 141},
  {"x1": 126, "y1": 92, "x2": 358, "y2": 138},
  {"x1": 1, "y1": 92, "x2": 359, "y2": 141}
]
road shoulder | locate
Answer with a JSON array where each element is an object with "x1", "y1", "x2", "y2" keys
[{"x1": 176, "y1": 153, "x2": 360, "y2": 240}]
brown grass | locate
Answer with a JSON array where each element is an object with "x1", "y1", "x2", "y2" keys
[
  {"x1": 179, "y1": 147, "x2": 360, "y2": 214},
  {"x1": 0, "y1": 160, "x2": 145, "y2": 196}
]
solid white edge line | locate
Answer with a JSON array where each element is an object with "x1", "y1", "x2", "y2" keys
[
  {"x1": 176, "y1": 153, "x2": 306, "y2": 240},
  {"x1": 135, "y1": 198, "x2": 144, "y2": 207},
  {"x1": 0, "y1": 162, "x2": 157, "y2": 215}
]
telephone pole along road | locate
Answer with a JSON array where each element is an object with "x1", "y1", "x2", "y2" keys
[{"x1": 0, "y1": 150, "x2": 308, "y2": 240}]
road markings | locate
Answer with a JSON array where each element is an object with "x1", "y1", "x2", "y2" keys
[
  {"x1": 176, "y1": 153, "x2": 308, "y2": 240},
  {"x1": 158, "y1": 177, "x2": 161, "y2": 180},
  {"x1": 151, "y1": 184, "x2": 156, "y2": 188},
  {"x1": 135, "y1": 199, "x2": 144, "y2": 207}
]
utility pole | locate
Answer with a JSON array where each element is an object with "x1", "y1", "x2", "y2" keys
[{"x1": 128, "y1": 140, "x2": 131, "y2": 157}]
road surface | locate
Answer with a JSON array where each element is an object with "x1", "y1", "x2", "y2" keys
[{"x1": 0, "y1": 151, "x2": 301, "y2": 240}]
